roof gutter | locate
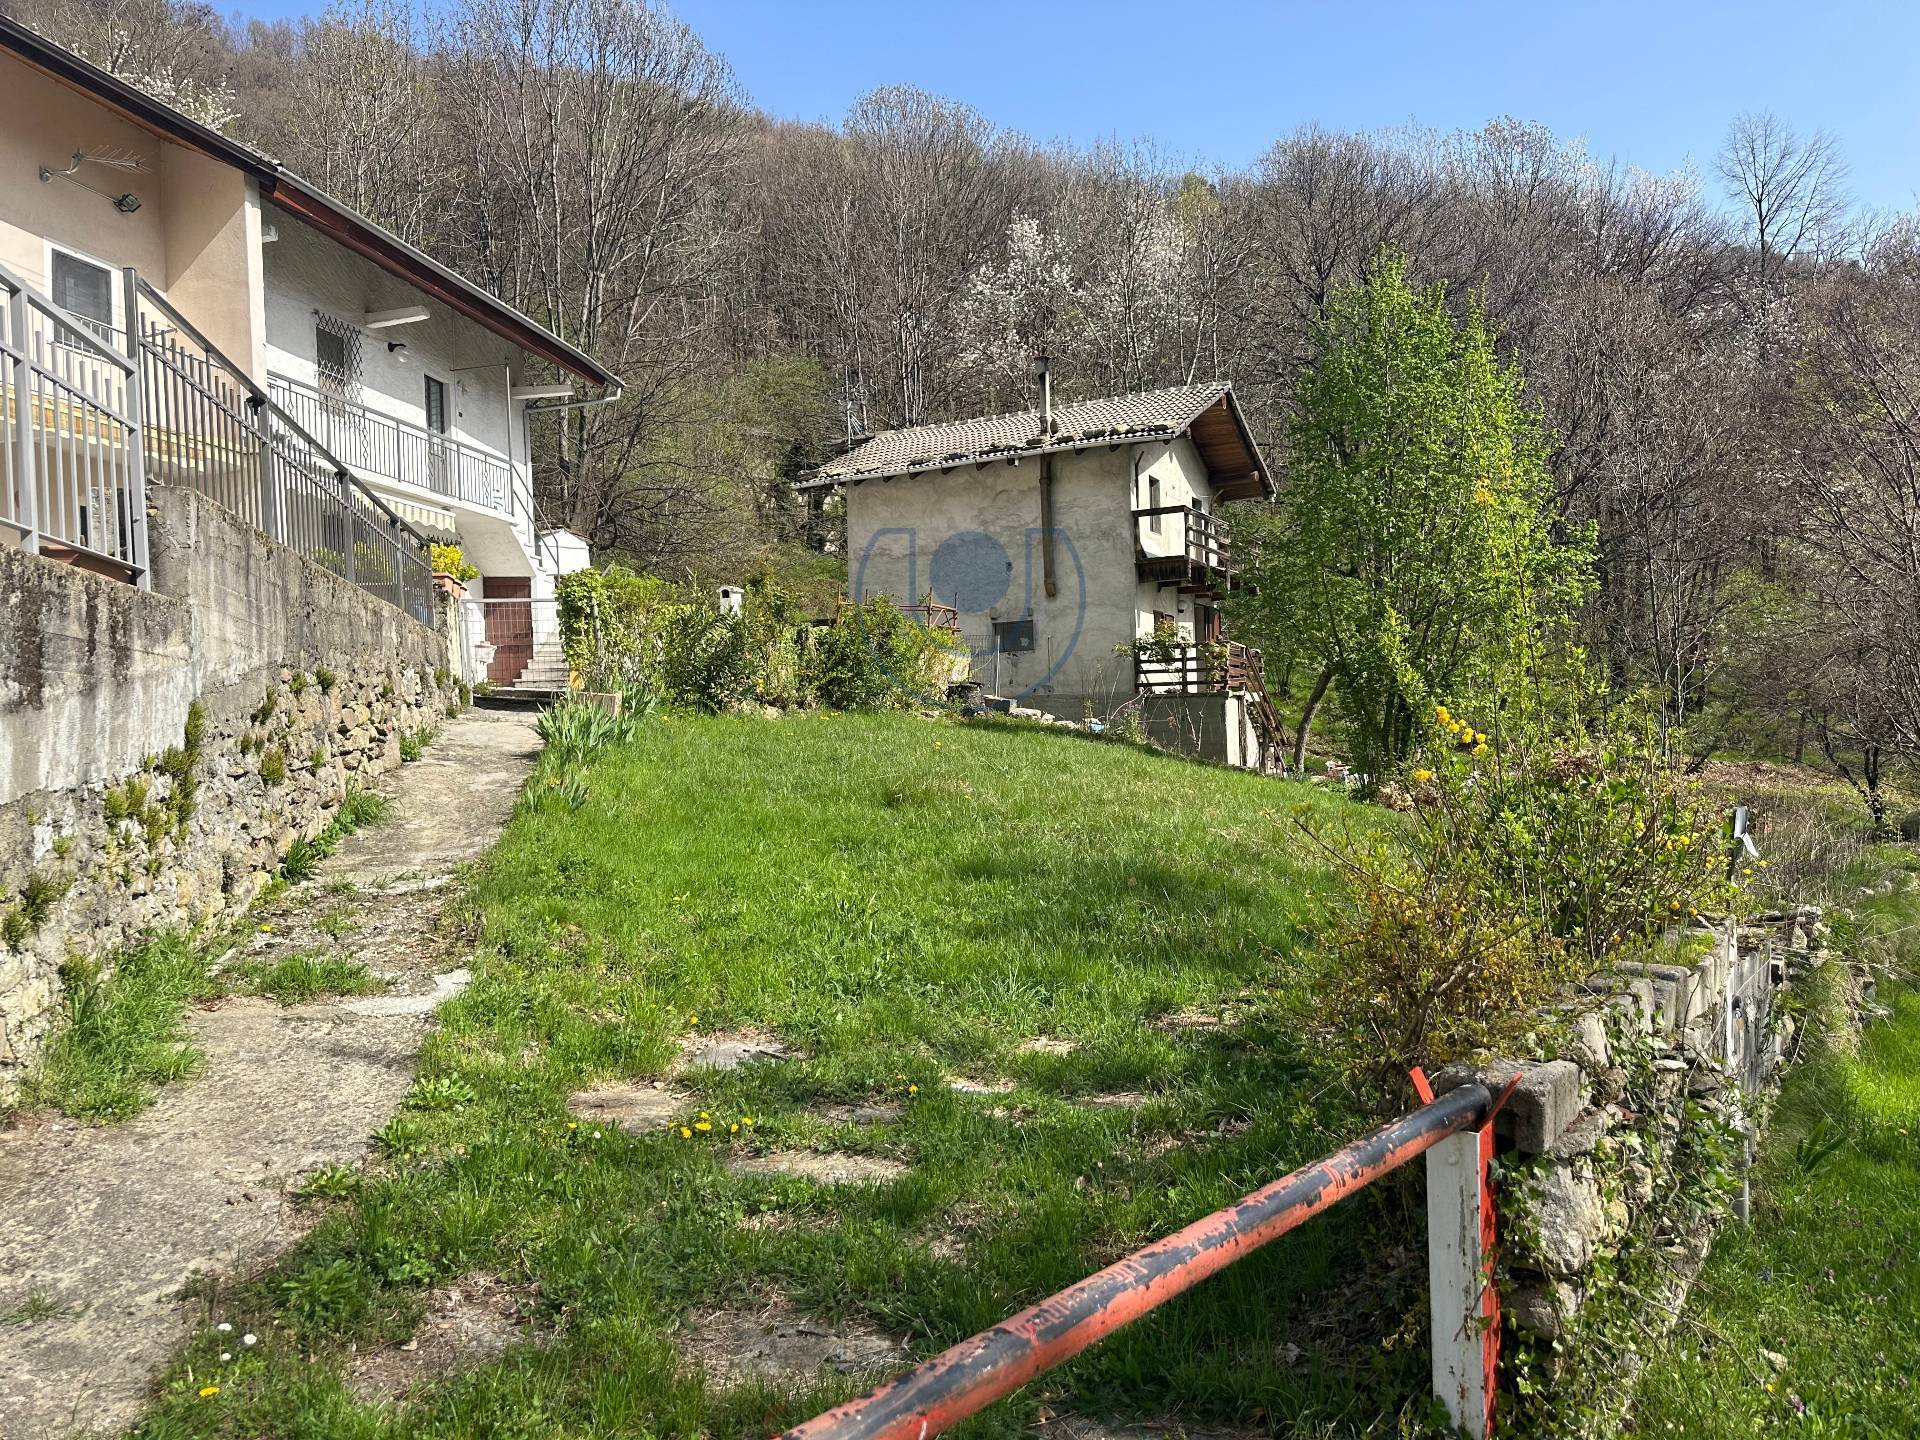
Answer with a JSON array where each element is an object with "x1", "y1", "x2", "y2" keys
[{"x1": 0, "y1": 15, "x2": 620, "y2": 392}]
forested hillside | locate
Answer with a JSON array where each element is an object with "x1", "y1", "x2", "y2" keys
[{"x1": 15, "y1": 0, "x2": 1920, "y2": 798}]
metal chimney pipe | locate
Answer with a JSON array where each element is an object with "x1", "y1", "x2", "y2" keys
[{"x1": 1038, "y1": 354, "x2": 1054, "y2": 437}]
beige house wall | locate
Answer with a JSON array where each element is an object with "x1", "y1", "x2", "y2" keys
[
  {"x1": 0, "y1": 55, "x2": 166, "y2": 321},
  {"x1": 847, "y1": 437, "x2": 1235, "y2": 718},
  {"x1": 0, "y1": 52, "x2": 265, "y2": 373}
]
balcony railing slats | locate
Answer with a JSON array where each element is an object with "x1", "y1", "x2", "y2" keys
[
  {"x1": 1135, "y1": 640, "x2": 1265, "y2": 696},
  {"x1": 269, "y1": 372, "x2": 520, "y2": 528},
  {"x1": 0, "y1": 259, "x2": 145, "y2": 581},
  {"x1": 1133, "y1": 504, "x2": 1236, "y2": 587},
  {"x1": 130, "y1": 274, "x2": 434, "y2": 627}
]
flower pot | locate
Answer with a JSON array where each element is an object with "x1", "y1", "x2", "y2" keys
[{"x1": 432, "y1": 572, "x2": 468, "y2": 601}]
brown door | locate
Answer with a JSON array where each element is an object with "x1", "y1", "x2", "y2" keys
[{"x1": 483, "y1": 577, "x2": 533, "y2": 684}]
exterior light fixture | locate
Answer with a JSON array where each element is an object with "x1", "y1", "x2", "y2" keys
[
  {"x1": 39, "y1": 148, "x2": 147, "y2": 214},
  {"x1": 387, "y1": 340, "x2": 409, "y2": 361}
]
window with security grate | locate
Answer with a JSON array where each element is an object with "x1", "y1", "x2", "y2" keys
[{"x1": 314, "y1": 312, "x2": 361, "y2": 400}]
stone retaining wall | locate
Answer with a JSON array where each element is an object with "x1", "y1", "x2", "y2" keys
[
  {"x1": 0, "y1": 486, "x2": 452, "y2": 1097},
  {"x1": 1435, "y1": 906, "x2": 1827, "y2": 1415}
]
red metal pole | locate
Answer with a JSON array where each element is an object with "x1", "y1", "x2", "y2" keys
[{"x1": 776, "y1": 1083, "x2": 1497, "y2": 1440}]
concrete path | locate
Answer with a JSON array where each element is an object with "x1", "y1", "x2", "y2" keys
[{"x1": 0, "y1": 706, "x2": 539, "y2": 1439}]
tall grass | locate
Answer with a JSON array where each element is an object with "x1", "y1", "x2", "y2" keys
[{"x1": 21, "y1": 935, "x2": 216, "y2": 1120}]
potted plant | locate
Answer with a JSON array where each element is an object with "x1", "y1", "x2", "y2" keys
[{"x1": 430, "y1": 542, "x2": 479, "y2": 600}]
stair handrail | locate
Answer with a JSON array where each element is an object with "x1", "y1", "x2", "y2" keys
[{"x1": 128, "y1": 273, "x2": 434, "y2": 552}]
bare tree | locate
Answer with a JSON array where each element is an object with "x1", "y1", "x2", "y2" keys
[{"x1": 1717, "y1": 111, "x2": 1850, "y2": 296}]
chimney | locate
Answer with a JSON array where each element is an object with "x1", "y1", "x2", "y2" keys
[{"x1": 1035, "y1": 353, "x2": 1055, "y2": 438}]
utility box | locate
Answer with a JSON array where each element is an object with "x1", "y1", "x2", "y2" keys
[{"x1": 717, "y1": 585, "x2": 744, "y2": 617}]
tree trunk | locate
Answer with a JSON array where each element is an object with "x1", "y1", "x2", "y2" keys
[{"x1": 1293, "y1": 664, "x2": 1335, "y2": 771}]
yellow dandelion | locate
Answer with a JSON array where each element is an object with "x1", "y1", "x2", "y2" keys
[
  {"x1": 908, "y1": 1083, "x2": 919, "y2": 1095},
  {"x1": 688, "y1": 1014, "x2": 699, "y2": 1026},
  {"x1": 1412, "y1": 769, "x2": 1434, "y2": 784},
  {"x1": 567, "y1": 1120, "x2": 578, "y2": 1130},
  {"x1": 198, "y1": 1386, "x2": 220, "y2": 1399},
  {"x1": 1472, "y1": 743, "x2": 1488, "y2": 756},
  {"x1": 730, "y1": 1122, "x2": 740, "y2": 1133},
  {"x1": 259, "y1": 924, "x2": 272, "y2": 934},
  {"x1": 678, "y1": 1126, "x2": 693, "y2": 1139},
  {"x1": 694, "y1": 1120, "x2": 712, "y2": 1132},
  {"x1": 741, "y1": 1116, "x2": 755, "y2": 1127}
]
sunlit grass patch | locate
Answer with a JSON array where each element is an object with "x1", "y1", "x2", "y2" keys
[{"x1": 135, "y1": 712, "x2": 1413, "y2": 1438}]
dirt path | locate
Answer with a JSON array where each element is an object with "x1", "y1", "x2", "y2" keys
[{"x1": 0, "y1": 707, "x2": 539, "y2": 1440}]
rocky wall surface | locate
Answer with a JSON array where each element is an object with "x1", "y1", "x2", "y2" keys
[{"x1": 0, "y1": 487, "x2": 451, "y2": 1096}]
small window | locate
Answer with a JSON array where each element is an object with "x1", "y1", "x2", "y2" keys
[
  {"x1": 315, "y1": 313, "x2": 361, "y2": 399},
  {"x1": 1147, "y1": 472, "x2": 1163, "y2": 534},
  {"x1": 992, "y1": 618, "x2": 1035, "y2": 654},
  {"x1": 424, "y1": 376, "x2": 449, "y2": 435},
  {"x1": 51, "y1": 250, "x2": 113, "y2": 344}
]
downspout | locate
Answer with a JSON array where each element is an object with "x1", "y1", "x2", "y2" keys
[{"x1": 1038, "y1": 357, "x2": 1057, "y2": 598}]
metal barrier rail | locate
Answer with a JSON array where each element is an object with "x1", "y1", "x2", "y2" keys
[{"x1": 780, "y1": 1077, "x2": 1513, "y2": 1440}]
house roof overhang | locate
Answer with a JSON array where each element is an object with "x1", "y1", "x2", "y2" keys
[{"x1": 0, "y1": 15, "x2": 620, "y2": 390}]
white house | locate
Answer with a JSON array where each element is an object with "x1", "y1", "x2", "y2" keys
[
  {"x1": 804, "y1": 380, "x2": 1280, "y2": 767},
  {"x1": 0, "y1": 17, "x2": 616, "y2": 686}
]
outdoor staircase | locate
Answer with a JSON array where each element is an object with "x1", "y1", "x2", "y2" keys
[{"x1": 492, "y1": 634, "x2": 571, "y2": 701}]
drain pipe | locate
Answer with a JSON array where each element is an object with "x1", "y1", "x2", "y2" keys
[{"x1": 1036, "y1": 356, "x2": 1057, "y2": 599}]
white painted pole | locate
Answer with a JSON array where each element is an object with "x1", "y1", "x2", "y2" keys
[{"x1": 1428, "y1": 1127, "x2": 1494, "y2": 1438}]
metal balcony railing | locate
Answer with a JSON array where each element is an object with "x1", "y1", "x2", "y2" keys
[
  {"x1": 131, "y1": 274, "x2": 434, "y2": 625},
  {"x1": 0, "y1": 260, "x2": 146, "y2": 582},
  {"x1": 268, "y1": 372, "x2": 525, "y2": 530}
]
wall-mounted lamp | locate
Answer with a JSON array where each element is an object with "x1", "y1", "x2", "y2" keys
[
  {"x1": 387, "y1": 340, "x2": 409, "y2": 362},
  {"x1": 39, "y1": 149, "x2": 146, "y2": 214}
]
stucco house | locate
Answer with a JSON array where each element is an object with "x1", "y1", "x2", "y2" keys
[
  {"x1": 804, "y1": 379, "x2": 1280, "y2": 767},
  {"x1": 0, "y1": 17, "x2": 615, "y2": 686}
]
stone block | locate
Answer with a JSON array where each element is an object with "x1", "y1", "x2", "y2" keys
[
  {"x1": 1505, "y1": 1059, "x2": 1587, "y2": 1153},
  {"x1": 1530, "y1": 1165, "x2": 1605, "y2": 1277}
]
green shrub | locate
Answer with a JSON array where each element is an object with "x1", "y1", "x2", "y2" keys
[
  {"x1": 289, "y1": 671, "x2": 308, "y2": 697},
  {"x1": 806, "y1": 596, "x2": 955, "y2": 711},
  {"x1": 315, "y1": 668, "x2": 337, "y2": 693},
  {"x1": 1302, "y1": 705, "x2": 1736, "y2": 1105},
  {"x1": 259, "y1": 747, "x2": 287, "y2": 785}
]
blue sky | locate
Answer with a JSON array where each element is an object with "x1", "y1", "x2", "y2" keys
[{"x1": 225, "y1": 0, "x2": 1920, "y2": 215}]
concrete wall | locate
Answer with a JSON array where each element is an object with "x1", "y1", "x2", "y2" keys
[
  {"x1": 845, "y1": 443, "x2": 1143, "y2": 718},
  {"x1": 0, "y1": 487, "x2": 451, "y2": 1096}
]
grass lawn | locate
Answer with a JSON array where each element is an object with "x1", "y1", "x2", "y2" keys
[
  {"x1": 1629, "y1": 860, "x2": 1920, "y2": 1436},
  {"x1": 135, "y1": 712, "x2": 1431, "y2": 1439}
]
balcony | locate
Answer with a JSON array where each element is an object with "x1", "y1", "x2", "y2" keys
[
  {"x1": 1135, "y1": 640, "x2": 1266, "y2": 696},
  {"x1": 268, "y1": 374, "x2": 528, "y2": 534},
  {"x1": 1133, "y1": 505, "x2": 1238, "y2": 593}
]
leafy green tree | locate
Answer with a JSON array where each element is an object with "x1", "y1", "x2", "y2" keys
[{"x1": 1243, "y1": 251, "x2": 1591, "y2": 774}]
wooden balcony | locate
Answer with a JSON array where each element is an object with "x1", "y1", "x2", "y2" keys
[
  {"x1": 1133, "y1": 505, "x2": 1238, "y2": 594},
  {"x1": 1135, "y1": 640, "x2": 1265, "y2": 696}
]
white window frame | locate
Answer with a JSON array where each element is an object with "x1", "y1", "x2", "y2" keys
[{"x1": 44, "y1": 240, "x2": 122, "y2": 348}]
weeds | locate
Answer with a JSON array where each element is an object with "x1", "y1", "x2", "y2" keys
[
  {"x1": 23, "y1": 936, "x2": 216, "y2": 1119},
  {"x1": 398, "y1": 726, "x2": 435, "y2": 762},
  {"x1": 228, "y1": 952, "x2": 382, "y2": 1005}
]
